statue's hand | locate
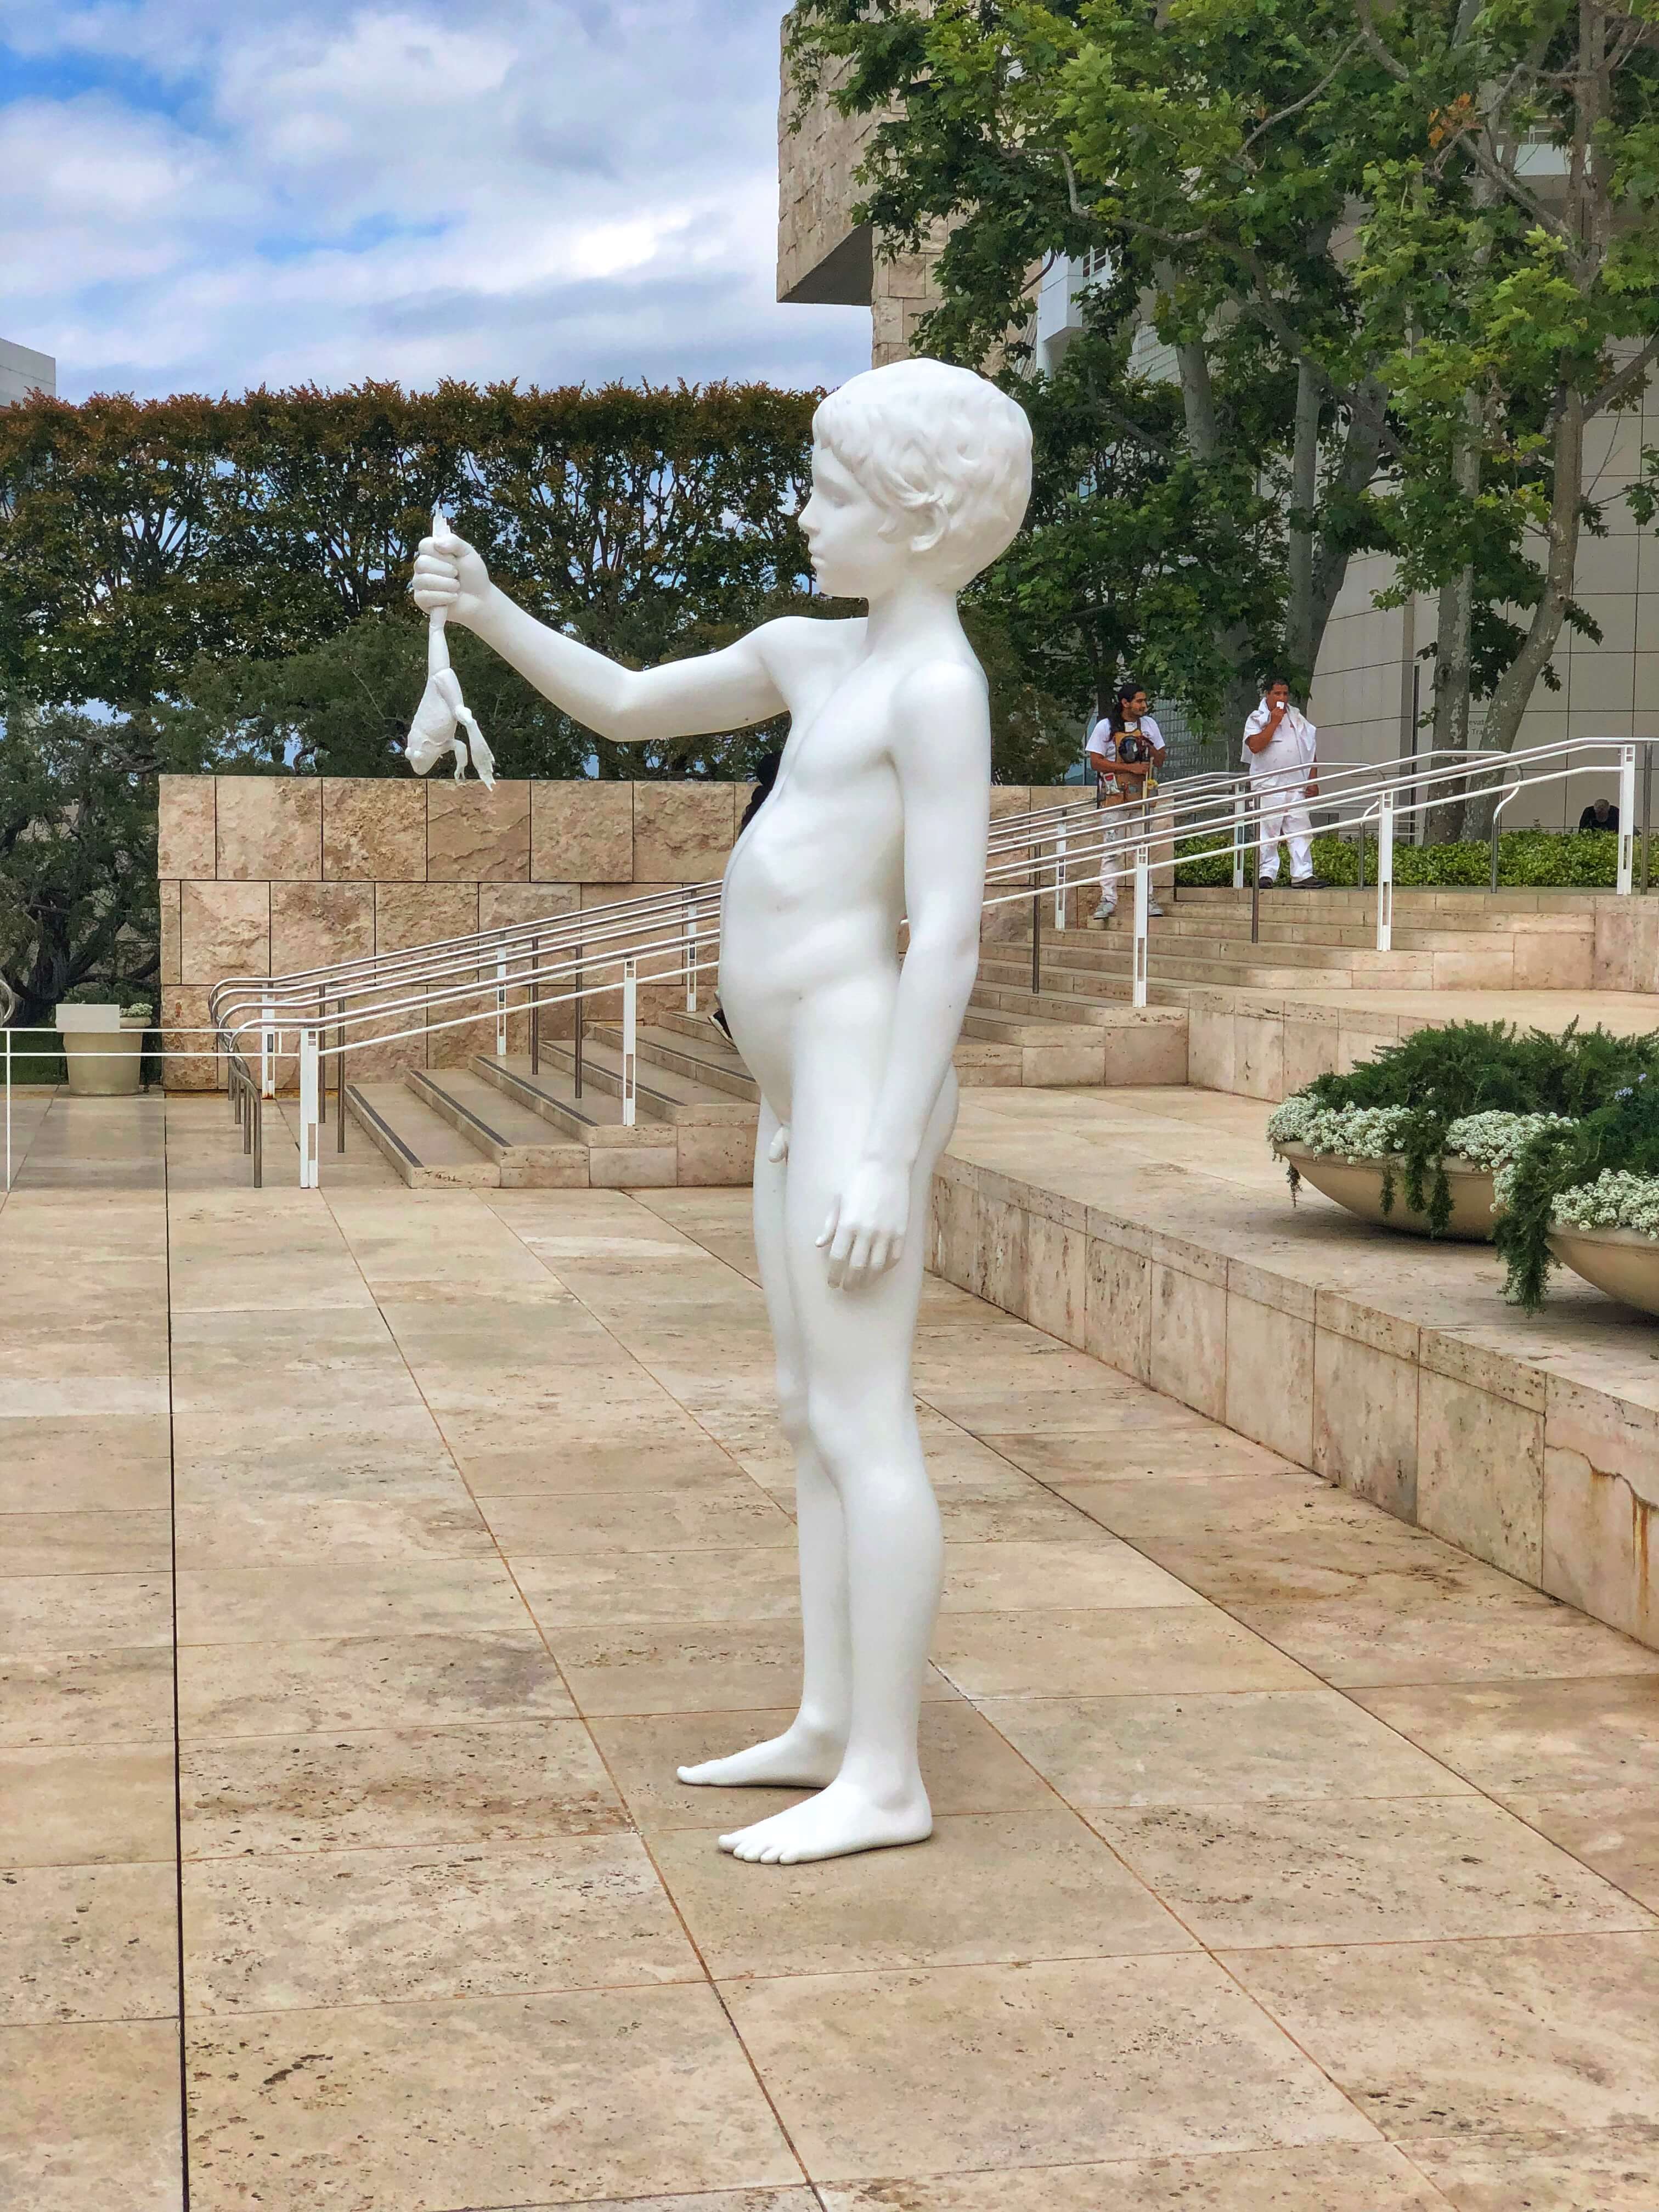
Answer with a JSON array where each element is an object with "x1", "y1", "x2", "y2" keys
[
  {"x1": 818, "y1": 1159, "x2": 910, "y2": 1291},
  {"x1": 411, "y1": 532, "x2": 493, "y2": 627}
]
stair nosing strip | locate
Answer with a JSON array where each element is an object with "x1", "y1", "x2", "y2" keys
[
  {"x1": 346, "y1": 1084, "x2": 421, "y2": 1171},
  {"x1": 412, "y1": 1070, "x2": 519, "y2": 1154}
]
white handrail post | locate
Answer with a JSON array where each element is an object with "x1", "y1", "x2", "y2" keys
[
  {"x1": 495, "y1": 952, "x2": 508, "y2": 1056},
  {"x1": 260, "y1": 999, "x2": 274, "y2": 1099},
  {"x1": 1132, "y1": 844, "x2": 1150, "y2": 1008},
  {"x1": 1618, "y1": 743, "x2": 1637, "y2": 895},
  {"x1": 1376, "y1": 789, "x2": 1395, "y2": 953},
  {"x1": 685, "y1": 895, "x2": 698, "y2": 1013},
  {"x1": 4, "y1": 1023, "x2": 10, "y2": 1195},
  {"x1": 1053, "y1": 825, "x2": 1068, "y2": 930},
  {"x1": 1232, "y1": 788, "x2": 1246, "y2": 889},
  {"x1": 298, "y1": 1026, "x2": 320, "y2": 1189},
  {"x1": 621, "y1": 957, "x2": 637, "y2": 1127}
]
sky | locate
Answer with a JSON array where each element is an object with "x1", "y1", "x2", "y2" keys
[{"x1": 0, "y1": 0, "x2": 873, "y2": 403}]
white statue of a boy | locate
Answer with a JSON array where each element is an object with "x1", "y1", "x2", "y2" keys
[{"x1": 413, "y1": 360, "x2": 1032, "y2": 1863}]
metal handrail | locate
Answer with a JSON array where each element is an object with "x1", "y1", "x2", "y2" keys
[{"x1": 195, "y1": 734, "x2": 1654, "y2": 1187}]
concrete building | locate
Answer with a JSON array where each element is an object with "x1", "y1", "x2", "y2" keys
[
  {"x1": 776, "y1": 27, "x2": 1655, "y2": 818},
  {"x1": 0, "y1": 338, "x2": 55, "y2": 407}
]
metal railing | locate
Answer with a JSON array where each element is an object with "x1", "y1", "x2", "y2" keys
[{"x1": 5, "y1": 737, "x2": 1652, "y2": 1192}]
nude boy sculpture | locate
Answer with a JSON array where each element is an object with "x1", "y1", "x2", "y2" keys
[{"x1": 413, "y1": 360, "x2": 1032, "y2": 1863}]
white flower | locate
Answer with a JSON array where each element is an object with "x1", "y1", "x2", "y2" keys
[
  {"x1": 1444, "y1": 1111, "x2": 1573, "y2": 1169},
  {"x1": 1552, "y1": 1170, "x2": 1659, "y2": 1240}
]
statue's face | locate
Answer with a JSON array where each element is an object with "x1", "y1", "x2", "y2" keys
[{"x1": 800, "y1": 445, "x2": 916, "y2": 600}]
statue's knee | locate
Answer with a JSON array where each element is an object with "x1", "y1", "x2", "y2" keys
[{"x1": 777, "y1": 1379, "x2": 811, "y2": 1451}]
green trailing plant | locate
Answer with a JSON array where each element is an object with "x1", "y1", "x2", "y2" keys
[
  {"x1": 1494, "y1": 1077, "x2": 1659, "y2": 1308},
  {"x1": 1176, "y1": 830, "x2": 1626, "y2": 889},
  {"x1": 1266, "y1": 1020, "x2": 1659, "y2": 1235}
]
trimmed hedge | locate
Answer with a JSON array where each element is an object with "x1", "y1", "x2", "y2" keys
[{"x1": 1176, "y1": 828, "x2": 1625, "y2": 889}]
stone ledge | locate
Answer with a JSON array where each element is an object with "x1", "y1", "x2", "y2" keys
[{"x1": 932, "y1": 1088, "x2": 1659, "y2": 1652}]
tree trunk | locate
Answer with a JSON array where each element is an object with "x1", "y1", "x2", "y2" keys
[
  {"x1": 1426, "y1": 385, "x2": 1483, "y2": 842},
  {"x1": 1474, "y1": 381, "x2": 1585, "y2": 780},
  {"x1": 1284, "y1": 360, "x2": 1322, "y2": 683}
]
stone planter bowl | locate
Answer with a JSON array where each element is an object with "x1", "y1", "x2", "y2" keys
[
  {"x1": 1548, "y1": 1223, "x2": 1659, "y2": 1318},
  {"x1": 1275, "y1": 1141, "x2": 1498, "y2": 1242},
  {"x1": 56, "y1": 1006, "x2": 148, "y2": 1098}
]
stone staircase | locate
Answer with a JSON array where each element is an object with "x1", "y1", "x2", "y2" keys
[{"x1": 345, "y1": 994, "x2": 1189, "y2": 1190}]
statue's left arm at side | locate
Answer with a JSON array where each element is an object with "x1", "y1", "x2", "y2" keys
[{"x1": 410, "y1": 531, "x2": 786, "y2": 743}]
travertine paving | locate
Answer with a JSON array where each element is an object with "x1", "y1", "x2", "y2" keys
[{"x1": 4, "y1": 1093, "x2": 1659, "y2": 2211}]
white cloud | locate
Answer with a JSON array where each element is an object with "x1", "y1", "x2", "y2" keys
[{"x1": 0, "y1": 0, "x2": 871, "y2": 400}]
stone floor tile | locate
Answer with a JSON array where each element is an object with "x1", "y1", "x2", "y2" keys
[
  {"x1": 180, "y1": 1718, "x2": 625, "y2": 1858},
  {"x1": 817, "y1": 2141, "x2": 1447, "y2": 2210},
  {"x1": 458, "y1": 1432, "x2": 744, "y2": 1496},
  {"x1": 0, "y1": 1745, "x2": 177, "y2": 1866},
  {"x1": 185, "y1": 1984, "x2": 799, "y2": 2209},
  {"x1": 591, "y1": 1701, "x2": 1056, "y2": 1836},
  {"x1": 551, "y1": 1620, "x2": 958, "y2": 1719},
  {"x1": 932, "y1": 1605, "x2": 1317, "y2": 1699},
  {"x1": 1503, "y1": 1789, "x2": 1659, "y2": 1911},
  {"x1": 170, "y1": 1417, "x2": 462, "y2": 1504},
  {"x1": 653, "y1": 1805, "x2": 1190, "y2": 1979},
  {"x1": 1354, "y1": 1675, "x2": 1659, "y2": 1795},
  {"x1": 0, "y1": 2018, "x2": 181, "y2": 2211},
  {"x1": 184, "y1": 1833, "x2": 698, "y2": 2013},
  {"x1": 0, "y1": 1862, "x2": 177, "y2": 2025},
  {"x1": 1223, "y1": 1931, "x2": 1659, "y2": 2141},
  {"x1": 928, "y1": 1486, "x2": 1102, "y2": 1542},
  {"x1": 517, "y1": 1547, "x2": 803, "y2": 1629},
  {"x1": 483, "y1": 1483, "x2": 796, "y2": 1555},
  {"x1": 172, "y1": 1497, "x2": 492, "y2": 1569},
  {"x1": 0, "y1": 1573, "x2": 171, "y2": 1655},
  {"x1": 177, "y1": 1628, "x2": 574, "y2": 1740},
  {"x1": 0, "y1": 1511, "x2": 172, "y2": 1577},
  {"x1": 1091, "y1": 1796, "x2": 1654, "y2": 1949},
  {"x1": 940, "y1": 1538, "x2": 1207, "y2": 1614},
  {"x1": 723, "y1": 1952, "x2": 1375, "y2": 2182},
  {"x1": 1237, "y1": 1580, "x2": 1659, "y2": 1688},
  {"x1": 1409, "y1": 2124, "x2": 1659, "y2": 2210},
  {"x1": 973, "y1": 1425, "x2": 1301, "y2": 1483},
  {"x1": 174, "y1": 1558, "x2": 527, "y2": 1645},
  {"x1": 528, "y1": 2197, "x2": 815, "y2": 2212},
  {"x1": 978, "y1": 1689, "x2": 1474, "y2": 1808},
  {"x1": 0, "y1": 1646, "x2": 173, "y2": 1747},
  {"x1": 1063, "y1": 1471, "x2": 1471, "y2": 1604},
  {"x1": 0, "y1": 1415, "x2": 172, "y2": 1514}
]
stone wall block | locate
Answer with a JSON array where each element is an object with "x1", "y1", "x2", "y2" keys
[
  {"x1": 216, "y1": 778, "x2": 321, "y2": 881},
  {"x1": 427, "y1": 781, "x2": 531, "y2": 882},
  {"x1": 324, "y1": 780, "x2": 427, "y2": 882}
]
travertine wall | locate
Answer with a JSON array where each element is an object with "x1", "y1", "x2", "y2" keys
[{"x1": 159, "y1": 774, "x2": 1080, "y2": 1088}]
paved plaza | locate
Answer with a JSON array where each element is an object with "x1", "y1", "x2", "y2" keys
[{"x1": 4, "y1": 1093, "x2": 1659, "y2": 2211}]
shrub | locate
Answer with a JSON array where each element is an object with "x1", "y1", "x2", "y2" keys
[
  {"x1": 1494, "y1": 1077, "x2": 1659, "y2": 1307},
  {"x1": 1175, "y1": 828, "x2": 1622, "y2": 889}
]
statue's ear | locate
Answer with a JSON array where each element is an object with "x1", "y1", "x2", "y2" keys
[{"x1": 909, "y1": 500, "x2": 947, "y2": 559}]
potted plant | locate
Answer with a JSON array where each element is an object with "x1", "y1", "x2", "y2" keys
[
  {"x1": 1496, "y1": 1078, "x2": 1659, "y2": 1314},
  {"x1": 1267, "y1": 1022, "x2": 1659, "y2": 1240},
  {"x1": 55, "y1": 1000, "x2": 153, "y2": 1098}
]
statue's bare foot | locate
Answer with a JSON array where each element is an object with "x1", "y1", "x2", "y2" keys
[
  {"x1": 678, "y1": 1721, "x2": 844, "y2": 1791},
  {"x1": 719, "y1": 1776, "x2": 932, "y2": 1864}
]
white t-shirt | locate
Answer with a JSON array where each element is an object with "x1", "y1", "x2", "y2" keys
[
  {"x1": 1242, "y1": 701, "x2": 1316, "y2": 780},
  {"x1": 1086, "y1": 713, "x2": 1165, "y2": 771}
]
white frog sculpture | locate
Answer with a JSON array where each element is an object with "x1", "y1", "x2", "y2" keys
[{"x1": 405, "y1": 508, "x2": 496, "y2": 787}]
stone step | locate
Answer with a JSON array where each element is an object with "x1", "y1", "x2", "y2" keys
[
  {"x1": 345, "y1": 1081, "x2": 503, "y2": 1190},
  {"x1": 982, "y1": 948, "x2": 1365, "y2": 995},
  {"x1": 409, "y1": 1068, "x2": 589, "y2": 1188},
  {"x1": 537, "y1": 1036, "x2": 754, "y2": 1127},
  {"x1": 619, "y1": 1015, "x2": 758, "y2": 1102},
  {"x1": 967, "y1": 991, "x2": 1189, "y2": 1083},
  {"x1": 475, "y1": 1054, "x2": 750, "y2": 1188}
]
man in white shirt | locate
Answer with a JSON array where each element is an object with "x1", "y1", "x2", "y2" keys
[
  {"x1": 1242, "y1": 679, "x2": 1327, "y2": 888},
  {"x1": 1087, "y1": 683, "x2": 1168, "y2": 922}
]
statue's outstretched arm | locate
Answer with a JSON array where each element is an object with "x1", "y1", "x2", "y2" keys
[{"x1": 410, "y1": 530, "x2": 785, "y2": 745}]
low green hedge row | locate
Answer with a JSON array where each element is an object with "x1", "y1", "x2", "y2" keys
[{"x1": 1175, "y1": 828, "x2": 1626, "y2": 888}]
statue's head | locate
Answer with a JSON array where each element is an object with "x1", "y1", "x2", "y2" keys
[{"x1": 804, "y1": 359, "x2": 1032, "y2": 599}]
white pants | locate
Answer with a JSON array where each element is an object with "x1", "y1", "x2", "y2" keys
[
  {"x1": 1255, "y1": 788, "x2": 1314, "y2": 883},
  {"x1": 1096, "y1": 790, "x2": 1172, "y2": 909}
]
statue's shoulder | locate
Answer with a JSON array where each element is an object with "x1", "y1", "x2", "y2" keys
[{"x1": 749, "y1": 612, "x2": 866, "y2": 678}]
